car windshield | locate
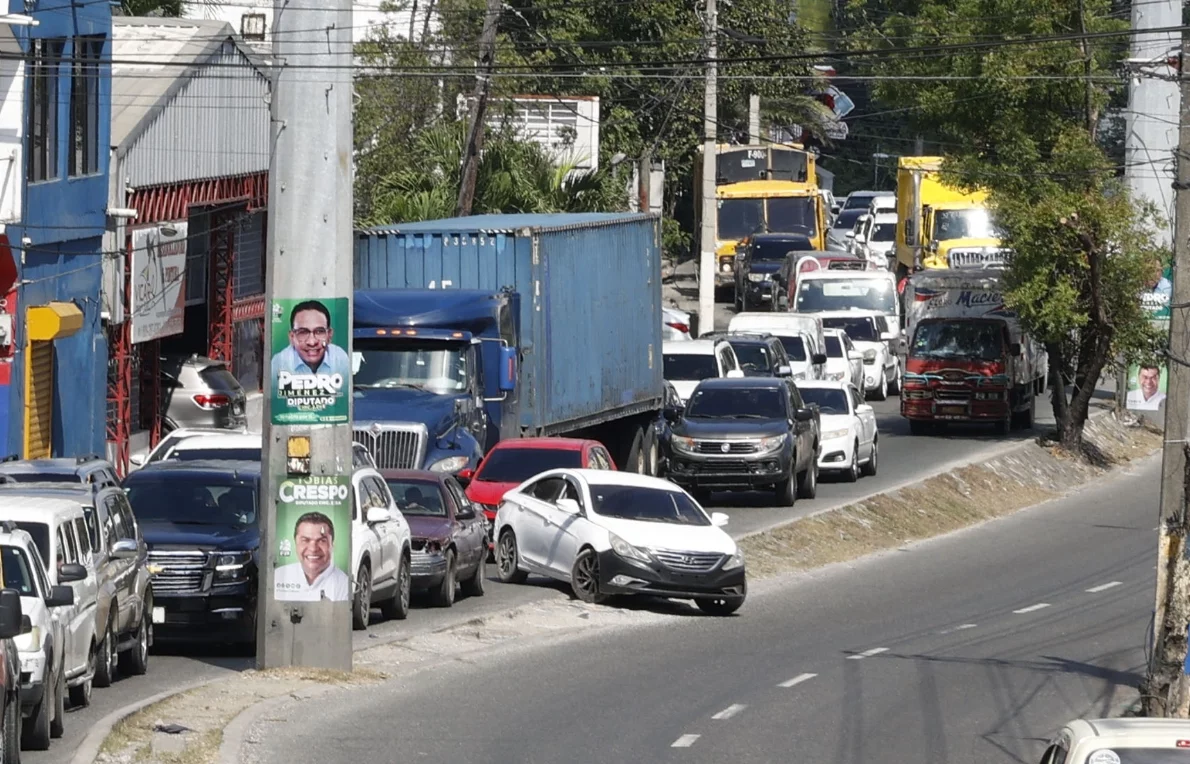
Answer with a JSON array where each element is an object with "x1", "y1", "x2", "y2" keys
[
  {"x1": 796, "y1": 279, "x2": 896, "y2": 314},
  {"x1": 386, "y1": 480, "x2": 445, "y2": 517},
  {"x1": 870, "y1": 223, "x2": 895, "y2": 242},
  {"x1": 124, "y1": 474, "x2": 259, "y2": 526},
  {"x1": 911, "y1": 321, "x2": 1005, "y2": 361},
  {"x1": 664, "y1": 353, "x2": 719, "y2": 381},
  {"x1": 0, "y1": 546, "x2": 36, "y2": 596},
  {"x1": 767, "y1": 197, "x2": 818, "y2": 237},
  {"x1": 718, "y1": 198, "x2": 764, "y2": 241},
  {"x1": 0, "y1": 472, "x2": 78, "y2": 483},
  {"x1": 169, "y1": 448, "x2": 262, "y2": 462},
  {"x1": 1081, "y1": 750, "x2": 1190, "y2": 764},
  {"x1": 589, "y1": 485, "x2": 710, "y2": 526},
  {"x1": 799, "y1": 388, "x2": 849, "y2": 415},
  {"x1": 730, "y1": 344, "x2": 772, "y2": 374},
  {"x1": 476, "y1": 447, "x2": 584, "y2": 484},
  {"x1": 12, "y1": 523, "x2": 49, "y2": 564},
  {"x1": 778, "y1": 336, "x2": 807, "y2": 361},
  {"x1": 822, "y1": 317, "x2": 879, "y2": 342},
  {"x1": 833, "y1": 209, "x2": 866, "y2": 231},
  {"x1": 933, "y1": 208, "x2": 1005, "y2": 241},
  {"x1": 686, "y1": 387, "x2": 787, "y2": 419},
  {"x1": 352, "y1": 339, "x2": 469, "y2": 394},
  {"x1": 825, "y1": 336, "x2": 843, "y2": 357},
  {"x1": 844, "y1": 194, "x2": 876, "y2": 210},
  {"x1": 753, "y1": 239, "x2": 812, "y2": 262}
]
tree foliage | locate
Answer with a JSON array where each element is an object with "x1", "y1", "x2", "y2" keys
[{"x1": 850, "y1": 0, "x2": 1167, "y2": 448}]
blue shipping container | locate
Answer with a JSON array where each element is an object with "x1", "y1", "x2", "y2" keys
[{"x1": 355, "y1": 213, "x2": 664, "y2": 435}]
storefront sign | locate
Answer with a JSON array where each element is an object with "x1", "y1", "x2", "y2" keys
[
  {"x1": 130, "y1": 223, "x2": 188, "y2": 344},
  {"x1": 273, "y1": 474, "x2": 352, "y2": 602},
  {"x1": 268, "y1": 297, "x2": 350, "y2": 424}
]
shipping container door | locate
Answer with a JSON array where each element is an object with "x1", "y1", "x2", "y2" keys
[{"x1": 25, "y1": 340, "x2": 53, "y2": 458}]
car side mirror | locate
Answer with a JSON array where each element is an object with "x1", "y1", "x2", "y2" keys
[
  {"x1": 880, "y1": 331, "x2": 895, "y2": 341},
  {"x1": 111, "y1": 538, "x2": 138, "y2": 560},
  {"x1": 845, "y1": 231, "x2": 855, "y2": 240},
  {"x1": 45, "y1": 585, "x2": 74, "y2": 608},
  {"x1": 725, "y1": 369, "x2": 745, "y2": 379},
  {"x1": 710, "y1": 512, "x2": 729, "y2": 527},
  {"x1": 856, "y1": 403, "x2": 873, "y2": 414},
  {"x1": 795, "y1": 408, "x2": 814, "y2": 422},
  {"x1": 848, "y1": 350, "x2": 863, "y2": 361},
  {"x1": 556, "y1": 498, "x2": 581, "y2": 515},
  {"x1": 59, "y1": 563, "x2": 88, "y2": 583},
  {"x1": 775, "y1": 364, "x2": 792, "y2": 377},
  {"x1": 456, "y1": 505, "x2": 476, "y2": 521},
  {"x1": 663, "y1": 406, "x2": 682, "y2": 423},
  {"x1": 457, "y1": 468, "x2": 475, "y2": 481},
  {"x1": 1009, "y1": 342, "x2": 1022, "y2": 357},
  {"x1": 366, "y1": 507, "x2": 392, "y2": 524},
  {"x1": 129, "y1": 453, "x2": 147, "y2": 467},
  {"x1": 0, "y1": 590, "x2": 22, "y2": 639},
  {"x1": 498, "y1": 346, "x2": 517, "y2": 392},
  {"x1": 811, "y1": 353, "x2": 827, "y2": 366}
]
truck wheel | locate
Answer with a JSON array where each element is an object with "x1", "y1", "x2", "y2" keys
[
  {"x1": 624, "y1": 428, "x2": 646, "y2": 475},
  {"x1": 796, "y1": 460, "x2": 818, "y2": 499},
  {"x1": 908, "y1": 420, "x2": 929, "y2": 436},
  {"x1": 996, "y1": 418, "x2": 1011, "y2": 436},
  {"x1": 1014, "y1": 394, "x2": 1036, "y2": 430},
  {"x1": 642, "y1": 427, "x2": 659, "y2": 476}
]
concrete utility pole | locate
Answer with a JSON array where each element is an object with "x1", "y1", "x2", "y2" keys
[
  {"x1": 1125, "y1": 0, "x2": 1180, "y2": 250},
  {"x1": 748, "y1": 94, "x2": 760, "y2": 145},
  {"x1": 1144, "y1": 31, "x2": 1190, "y2": 717},
  {"x1": 697, "y1": 0, "x2": 718, "y2": 336},
  {"x1": 456, "y1": 0, "x2": 501, "y2": 217},
  {"x1": 257, "y1": 0, "x2": 355, "y2": 671}
]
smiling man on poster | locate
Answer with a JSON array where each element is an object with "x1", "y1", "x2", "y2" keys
[
  {"x1": 270, "y1": 298, "x2": 352, "y2": 424},
  {"x1": 274, "y1": 511, "x2": 351, "y2": 601}
]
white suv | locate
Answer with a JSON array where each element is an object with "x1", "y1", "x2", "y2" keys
[
  {"x1": 662, "y1": 339, "x2": 744, "y2": 403},
  {"x1": 349, "y1": 467, "x2": 412, "y2": 630},
  {"x1": 0, "y1": 525, "x2": 78, "y2": 750}
]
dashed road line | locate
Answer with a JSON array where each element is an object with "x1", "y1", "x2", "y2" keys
[
  {"x1": 671, "y1": 734, "x2": 700, "y2": 748},
  {"x1": 939, "y1": 623, "x2": 977, "y2": 635},
  {"x1": 847, "y1": 647, "x2": 889, "y2": 660},
  {"x1": 712, "y1": 704, "x2": 746, "y2": 720},
  {"x1": 1087, "y1": 581, "x2": 1122, "y2": 593},
  {"x1": 1013, "y1": 603, "x2": 1051, "y2": 614},
  {"x1": 778, "y1": 672, "x2": 817, "y2": 688}
]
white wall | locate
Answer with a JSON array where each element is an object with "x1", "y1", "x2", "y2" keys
[
  {"x1": 0, "y1": 27, "x2": 24, "y2": 225},
  {"x1": 182, "y1": 0, "x2": 440, "y2": 47}
]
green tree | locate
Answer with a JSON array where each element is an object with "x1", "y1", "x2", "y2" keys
[{"x1": 851, "y1": 0, "x2": 1167, "y2": 449}]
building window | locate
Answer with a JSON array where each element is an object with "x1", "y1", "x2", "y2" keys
[
  {"x1": 69, "y1": 36, "x2": 102, "y2": 177},
  {"x1": 240, "y1": 13, "x2": 266, "y2": 40},
  {"x1": 27, "y1": 38, "x2": 65, "y2": 183}
]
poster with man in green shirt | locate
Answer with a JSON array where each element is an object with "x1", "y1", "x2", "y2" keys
[{"x1": 269, "y1": 297, "x2": 351, "y2": 424}]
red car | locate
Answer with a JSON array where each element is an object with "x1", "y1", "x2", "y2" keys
[{"x1": 460, "y1": 438, "x2": 617, "y2": 546}]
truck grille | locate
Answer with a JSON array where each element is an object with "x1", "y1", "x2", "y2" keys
[
  {"x1": 948, "y1": 249, "x2": 1012, "y2": 269},
  {"x1": 653, "y1": 550, "x2": 725, "y2": 573},
  {"x1": 695, "y1": 440, "x2": 760, "y2": 455},
  {"x1": 352, "y1": 424, "x2": 428, "y2": 470},
  {"x1": 147, "y1": 551, "x2": 208, "y2": 594}
]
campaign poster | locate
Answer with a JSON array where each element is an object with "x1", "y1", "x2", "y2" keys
[
  {"x1": 273, "y1": 475, "x2": 353, "y2": 602},
  {"x1": 1141, "y1": 265, "x2": 1172, "y2": 320},
  {"x1": 1125, "y1": 362, "x2": 1168, "y2": 412},
  {"x1": 269, "y1": 297, "x2": 350, "y2": 425}
]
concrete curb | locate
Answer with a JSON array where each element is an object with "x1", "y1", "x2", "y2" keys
[
  {"x1": 217, "y1": 684, "x2": 337, "y2": 764},
  {"x1": 68, "y1": 677, "x2": 225, "y2": 764}
]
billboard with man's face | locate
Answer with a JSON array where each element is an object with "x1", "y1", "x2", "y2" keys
[
  {"x1": 269, "y1": 297, "x2": 350, "y2": 424},
  {"x1": 1126, "y1": 363, "x2": 1168, "y2": 412},
  {"x1": 273, "y1": 475, "x2": 352, "y2": 602}
]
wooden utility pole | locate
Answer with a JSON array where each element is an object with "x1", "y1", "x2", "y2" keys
[
  {"x1": 1144, "y1": 31, "x2": 1190, "y2": 717},
  {"x1": 455, "y1": 0, "x2": 501, "y2": 217},
  {"x1": 697, "y1": 0, "x2": 718, "y2": 336}
]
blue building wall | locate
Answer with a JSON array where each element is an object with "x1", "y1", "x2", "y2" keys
[{"x1": 2, "y1": 0, "x2": 113, "y2": 458}]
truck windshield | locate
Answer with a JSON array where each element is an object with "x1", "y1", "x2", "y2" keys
[
  {"x1": 686, "y1": 387, "x2": 786, "y2": 419},
  {"x1": 796, "y1": 279, "x2": 896, "y2": 314},
  {"x1": 912, "y1": 321, "x2": 1004, "y2": 361},
  {"x1": 767, "y1": 197, "x2": 818, "y2": 237},
  {"x1": 476, "y1": 447, "x2": 584, "y2": 484},
  {"x1": 718, "y1": 198, "x2": 764, "y2": 241},
  {"x1": 124, "y1": 475, "x2": 259, "y2": 526},
  {"x1": 933, "y1": 208, "x2": 1004, "y2": 241},
  {"x1": 664, "y1": 354, "x2": 719, "y2": 381},
  {"x1": 821, "y1": 317, "x2": 878, "y2": 342},
  {"x1": 352, "y1": 339, "x2": 468, "y2": 394}
]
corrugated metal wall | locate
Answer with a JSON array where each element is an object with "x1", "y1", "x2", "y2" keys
[
  {"x1": 121, "y1": 40, "x2": 270, "y2": 189},
  {"x1": 234, "y1": 211, "x2": 265, "y2": 299}
]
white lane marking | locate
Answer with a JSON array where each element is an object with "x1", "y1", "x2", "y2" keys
[
  {"x1": 712, "y1": 704, "x2": 746, "y2": 720},
  {"x1": 847, "y1": 647, "x2": 889, "y2": 660},
  {"x1": 939, "y1": 623, "x2": 977, "y2": 635},
  {"x1": 1013, "y1": 603, "x2": 1051, "y2": 614},
  {"x1": 1087, "y1": 581, "x2": 1122, "y2": 593},
  {"x1": 778, "y1": 672, "x2": 818, "y2": 688},
  {"x1": 671, "y1": 734, "x2": 700, "y2": 748}
]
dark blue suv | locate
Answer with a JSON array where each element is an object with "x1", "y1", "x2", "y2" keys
[{"x1": 122, "y1": 460, "x2": 260, "y2": 647}]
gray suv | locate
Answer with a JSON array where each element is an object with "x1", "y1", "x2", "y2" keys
[
  {"x1": 0, "y1": 455, "x2": 119, "y2": 489},
  {"x1": 160, "y1": 355, "x2": 248, "y2": 431}
]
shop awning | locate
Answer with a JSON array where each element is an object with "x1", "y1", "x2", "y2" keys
[{"x1": 28, "y1": 302, "x2": 83, "y2": 341}]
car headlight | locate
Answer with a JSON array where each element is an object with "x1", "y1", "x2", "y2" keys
[
  {"x1": 722, "y1": 551, "x2": 745, "y2": 571},
  {"x1": 429, "y1": 455, "x2": 470, "y2": 473},
  {"x1": 828, "y1": 371, "x2": 846, "y2": 381},
  {"x1": 748, "y1": 273, "x2": 766, "y2": 283},
  {"x1": 863, "y1": 349, "x2": 878, "y2": 364},
  {"x1": 757, "y1": 433, "x2": 787, "y2": 452},
  {"x1": 609, "y1": 533, "x2": 651, "y2": 564},
  {"x1": 821, "y1": 428, "x2": 850, "y2": 440},
  {"x1": 14, "y1": 627, "x2": 40, "y2": 654},
  {"x1": 671, "y1": 436, "x2": 697, "y2": 453},
  {"x1": 214, "y1": 550, "x2": 253, "y2": 582}
]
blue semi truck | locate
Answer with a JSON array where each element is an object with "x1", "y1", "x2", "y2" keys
[{"x1": 351, "y1": 212, "x2": 666, "y2": 475}]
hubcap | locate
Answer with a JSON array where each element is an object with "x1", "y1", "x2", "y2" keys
[
  {"x1": 576, "y1": 554, "x2": 597, "y2": 594},
  {"x1": 499, "y1": 536, "x2": 516, "y2": 575},
  {"x1": 400, "y1": 564, "x2": 410, "y2": 609}
]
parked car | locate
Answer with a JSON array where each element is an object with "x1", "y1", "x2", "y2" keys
[
  {"x1": 347, "y1": 466, "x2": 412, "y2": 629},
  {"x1": 159, "y1": 355, "x2": 248, "y2": 432},
  {"x1": 664, "y1": 377, "x2": 820, "y2": 506},
  {"x1": 0, "y1": 588, "x2": 27, "y2": 762},
  {"x1": 701, "y1": 332, "x2": 794, "y2": 379},
  {"x1": 382, "y1": 470, "x2": 486, "y2": 607},
  {"x1": 0, "y1": 456, "x2": 119, "y2": 490},
  {"x1": 0, "y1": 525, "x2": 76, "y2": 750},
  {"x1": 461, "y1": 438, "x2": 619, "y2": 550},
  {"x1": 662, "y1": 306, "x2": 693, "y2": 341},
  {"x1": 822, "y1": 328, "x2": 865, "y2": 390},
  {"x1": 1039, "y1": 718, "x2": 1190, "y2": 763},
  {"x1": 733, "y1": 233, "x2": 816, "y2": 313},
  {"x1": 796, "y1": 380, "x2": 878, "y2": 482},
  {"x1": 662, "y1": 339, "x2": 744, "y2": 403},
  {"x1": 494, "y1": 470, "x2": 747, "y2": 615}
]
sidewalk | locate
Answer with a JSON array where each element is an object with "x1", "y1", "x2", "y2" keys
[{"x1": 663, "y1": 258, "x2": 737, "y2": 336}]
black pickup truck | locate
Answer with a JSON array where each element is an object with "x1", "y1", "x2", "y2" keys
[{"x1": 663, "y1": 376, "x2": 820, "y2": 506}]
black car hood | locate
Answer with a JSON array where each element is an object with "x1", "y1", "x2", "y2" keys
[
  {"x1": 142, "y1": 520, "x2": 259, "y2": 551},
  {"x1": 675, "y1": 418, "x2": 790, "y2": 438},
  {"x1": 749, "y1": 261, "x2": 784, "y2": 275}
]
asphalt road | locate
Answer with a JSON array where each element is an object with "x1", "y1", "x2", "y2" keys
[{"x1": 248, "y1": 455, "x2": 1159, "y2": 764}]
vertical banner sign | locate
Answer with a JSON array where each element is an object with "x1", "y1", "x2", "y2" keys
[
  {"x1": 1126, "y1": 265, "x2": 1173, "y2": 412},
  {"x1": 269, "y1": 297, "x2": 351, "y2": 424},
  {"x1": 273, "y1": 475, "x2": 353, "y2": 602}
]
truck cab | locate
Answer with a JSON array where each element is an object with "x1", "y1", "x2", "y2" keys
[
  {"x1": 919, "y1": 201, "x2": 1007, "y2": 270},
  {"x1": 351, "y1": 290, "x2": 518, "y2": 473}
]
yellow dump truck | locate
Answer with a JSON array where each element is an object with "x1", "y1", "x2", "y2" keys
[{"x1": 894, "y1": 157, "x2": 1007, "y2": 279}]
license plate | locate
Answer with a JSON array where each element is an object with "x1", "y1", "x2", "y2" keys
[
  {"x1": 152, "y1": 606, "x2": 165, "y2": 624},
  {"x1": 937, "y1": 405, "x2": 966, "y2": 416}
]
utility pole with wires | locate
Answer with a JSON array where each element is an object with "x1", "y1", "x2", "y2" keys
[
  {"x1": 1143, "y1": 31, "x2": 1190, "y2": 718},
  {"x1": 456, "y1": 0, "x2": 502, "y2": 217},
  {"x1": 697, "y1": 0, "x2": 718, "y2": 336}
]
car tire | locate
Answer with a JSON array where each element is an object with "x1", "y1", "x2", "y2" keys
[
  {"x1": 496, "y1": 530, "x2": 528, "y2": 584},
  {"x1": 570, "y1": 548, "x2": 609, "y2": 605},
  {"x1": 696, "y1": 582, "x2": 746, "y2": 616},
  {"x1": 21, "y1": 681, "x2": 49, "y2": 751},
  {"x1": 379, "y1": 555, "x2": 411, "y2": 621},
  {"x1": 889, "y1": 365, "x2": 901, "y2": 395},
  {"x1": 4, "y1": 689, "x2": 20, "y2": 764},
  {"x1": 94, "y1": 618, "x2": 117, "y2": 689},
  {"x1": 49, "y1": 667, "x2": 63, "y2": 740},
  {"x1": 870, "y1": 371, "x2": 888, "y2": 401},
  {"x1": 773, "y1": 471, "x2": 796, "y2": 507},
  {"x1": 119, "y1": 601, "x2": 151, "y2": 677},
  {"x1": 460, "y1": 551, "x2": 486, "y2": 598},
  {"x1": 68, "y1": 646, "x2": 93, "y2": 709},
  {"x1": 352, "y1": 564, "x2": 372, "y2": 630},
  {"x1": 861, "y1": 436, "x2": 878, "y2": 477},
  {"x1": 844, "y1": 443, "x2": 859, "y2": 483},
  {"x1": 796, "y1": 458, "x2": 818, "y2": 499},
  {"x1": 430, "y1": 550, "x2": 457, "y2": 608}
]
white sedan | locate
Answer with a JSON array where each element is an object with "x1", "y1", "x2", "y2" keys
[
  {"x1": 493, "y1": 469, "x2": 747, "y2": 615},
  {"x1": 796, "y1": 380, "x2": 878, "y2": 482},
  {"x1": 822, "y1": 328, "x2": 865, "y2": 391}
]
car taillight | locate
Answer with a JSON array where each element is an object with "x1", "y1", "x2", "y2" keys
[
  {"x1": 192, "y1": 394, "x2": 231, "y2": 409},
  {"x1": 667, "y1": 322, "x2": 689, "y2": 334}
]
